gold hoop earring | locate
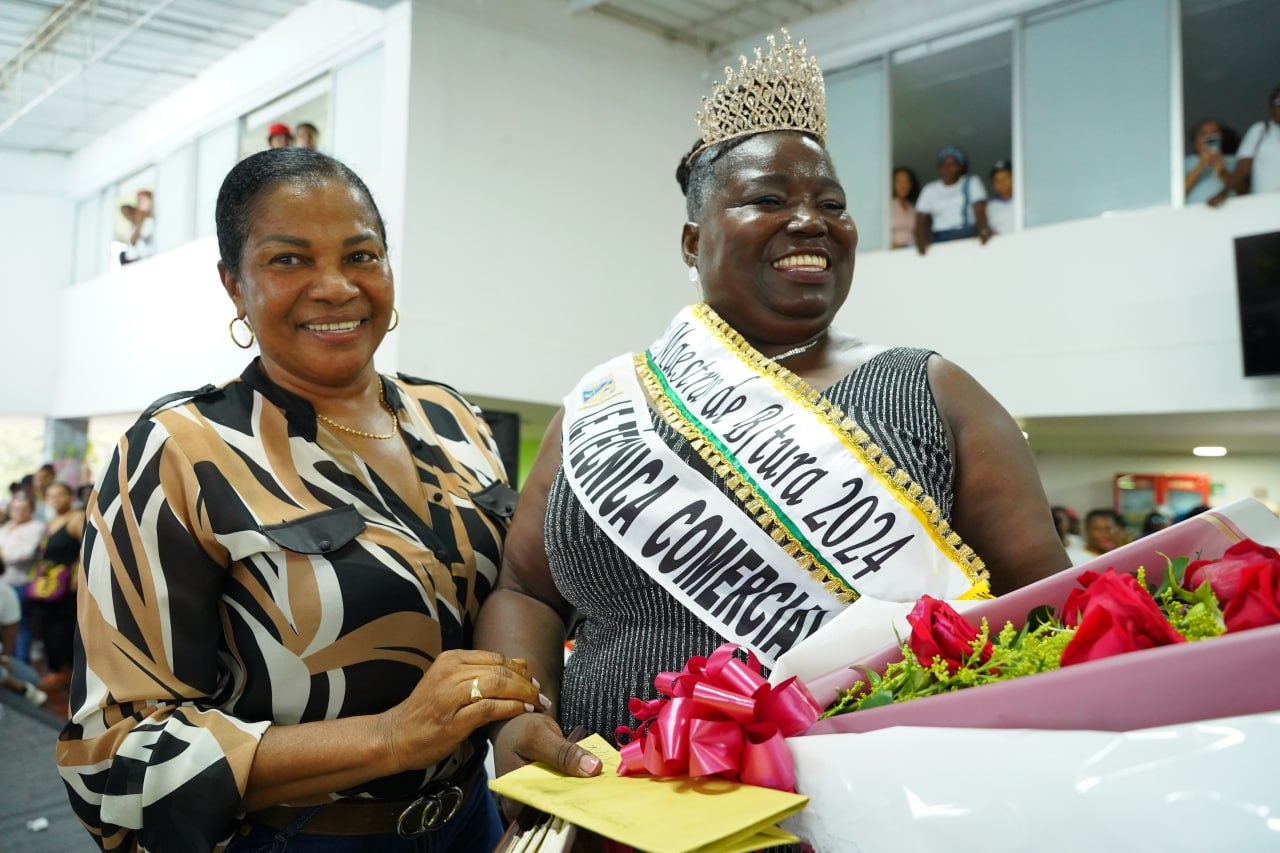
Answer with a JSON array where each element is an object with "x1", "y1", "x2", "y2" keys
[
  {"x1": 229, "y1": 317, "x2": 255, "y2": 349},
  {"x1": 387, "y1": 307, "x2": 399, "y2": 331}
]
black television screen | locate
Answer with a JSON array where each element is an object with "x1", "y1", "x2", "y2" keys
[{"x1": 1234, "y1": 229, "x2": 1280, "y2": 377}]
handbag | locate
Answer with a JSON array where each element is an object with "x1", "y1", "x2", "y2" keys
[{"x1": 26, "y1": 561, "x2": 71, "y2": 602}]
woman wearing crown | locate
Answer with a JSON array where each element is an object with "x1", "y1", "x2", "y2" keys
[{"x1": 478, "y1": 32, "x2": 1070, "y2": 784}]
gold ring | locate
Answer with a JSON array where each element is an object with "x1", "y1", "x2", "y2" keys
[{"x1": 469, "y1": 677, "x2": 483, "y2": 704}]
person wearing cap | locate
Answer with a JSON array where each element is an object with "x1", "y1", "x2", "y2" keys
[
  {"x1": 266, "y1": 122, "x2": 293, "y2": 148},
  {"x1": 985, "y1": 160, "x2": 1015, "y2": 235},
  {"x1": 913, "y1": 145, "x2": 991, "y2": 255}
]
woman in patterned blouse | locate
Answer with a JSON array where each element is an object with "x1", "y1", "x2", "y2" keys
[{"x1": 55, "y1": 149, "x2": 567, "y2": 852}]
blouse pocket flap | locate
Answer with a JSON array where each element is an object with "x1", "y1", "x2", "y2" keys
[
  {"x1": 261, "y1": 506, "x2": 366, "y2": 555},
  {"x1": 471, "y1": 481, "x2": 518, "y2": 520}
]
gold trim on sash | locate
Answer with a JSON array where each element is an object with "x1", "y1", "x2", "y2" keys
[
  {"x1": 655, "y1": 303, "x2": 989, "y2": 599},
  {"x1": 636, "y1": 353, "x2": 859, "y2": 604}
]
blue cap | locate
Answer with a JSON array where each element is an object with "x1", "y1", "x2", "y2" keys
[{"x1": 937, "y1": 146, "x2": 967, "y2": 167}]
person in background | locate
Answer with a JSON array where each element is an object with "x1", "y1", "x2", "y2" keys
[
  {"x1": 890, "y1": 166, "x2": 920, "y2": 249},
  {"x1": 31, "y1": 462, "x2": 56, "y2": 521},
  {"x1": 985, "y1": 160, "x2": 1015, "y2": 235},
  {"x1": 1, "y1": 581, "x2": 46, "y2": 706},
  {"x1": 1082, "y1": 508, "x2": 1118, "y2": 559},
  {"x1": 121, "y1": 190, "x2": 156, "y2": 265},
  {"x1": 1141, "y1": 510, "x2": 1172, "y2": 537},
  {"x1": 1212, "y1": 84, "x2": 1280, "y2": 206},
  {"x1": 914, "y1": 145, "x2": 991, "y2": 255},
  {"x1": 1052, "y1": 505, "x2": 1091, "y2": 565},
  {"x1": 296, "y1": 121, "x2": 320, "y2": 150},
  {"x1": 1184, "y1": 119, "x2": 1237, "y2": 204},
  {"x1": 27, "y1": 482, "x2": 83, "y2": 694},
  {"x1": 0, "y1": 494, "x2": 44, "y2": 663},
  {"x1": 266, "y1": 121, "x2": 294, "y2": 148}
]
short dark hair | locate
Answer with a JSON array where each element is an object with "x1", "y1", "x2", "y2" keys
[
  {"x1": 297, "y1": 122, "x2": 319, "y2": 134},
  {"x1": 215, "y1": 148, "x2": 386, "y2": 276},
  {"x1": 676, "y1": 130, "x2": 822, "y2": 220}
]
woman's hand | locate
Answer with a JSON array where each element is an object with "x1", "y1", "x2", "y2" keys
[
  {"x1": 488, "y1": 713, "x2": 602, "y2": 820},
  {"x1": 377, "y1": 650, "x2": 548, "y2": 774}
]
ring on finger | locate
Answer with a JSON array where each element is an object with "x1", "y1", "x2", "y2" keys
[{"x1": 469, "y1": 676, "x2": 484, "y2": 704}]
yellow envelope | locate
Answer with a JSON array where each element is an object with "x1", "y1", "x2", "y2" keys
[{"x1": 489, "y1": 734, "x2": 807, "y2": 853}]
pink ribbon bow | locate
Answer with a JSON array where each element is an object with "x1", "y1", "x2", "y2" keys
[{"x1": 615, "y1": 643, "x2": 822, "y2": 792}]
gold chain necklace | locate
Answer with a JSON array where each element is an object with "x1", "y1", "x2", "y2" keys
[{"x1": 315, "y1": 378, "x2": 400, "y2": 440}]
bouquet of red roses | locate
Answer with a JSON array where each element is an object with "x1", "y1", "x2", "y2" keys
[{"x1": 823, "y1": 539, "x2": 1280, "y2": 718}]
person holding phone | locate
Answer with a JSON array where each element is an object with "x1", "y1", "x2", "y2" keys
[{"x1": 1185, "y1": 119, "x2": 1236, "y2": 204}]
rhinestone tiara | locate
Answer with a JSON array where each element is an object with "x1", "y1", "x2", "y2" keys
[{"x1": 689, "y1": 29, "x2": 827, "y2": 165}]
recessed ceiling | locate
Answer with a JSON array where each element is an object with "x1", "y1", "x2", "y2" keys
[{"x1": 0, "y1": 0, "x2": 311, "y2": 153}]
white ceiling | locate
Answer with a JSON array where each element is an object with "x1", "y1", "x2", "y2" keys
[
  {"x1": 0, "y1": 0, "x2": 312, "y2": 153},
  {"x1": 568, "y1": 0, "x2": 856, "y2": 50}
]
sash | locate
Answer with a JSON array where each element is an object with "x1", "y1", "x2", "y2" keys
[{"x1": 561, "y1": 306, "x2": 989, "y2": 664}]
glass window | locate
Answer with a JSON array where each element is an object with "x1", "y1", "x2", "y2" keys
[
  {"x1": 1181, "y1": 0, "x2": 1276, "y2": 204},
  {"x1": 1021, "y1": 0, "x2": 1173, "y2": 226},
  {"x1": 72, "y1": 194, "x2": 102, "y2": 284},
  {"x1": 195, "y1": 122, "x2": 238, "y2": 240},
  {"x1": 113, "y1": 168, "x2": 157, "y2": 269},
  {"x1": 154, "y1": 143, "x2": 195, "y2": 253},
  {"x1": 240, "y1": 74, "x2": 332, "y2": 159},
  {"x1": 891, "y1": 25, "x2": 1013, "y2": 242},
  {"x1": 826, "y1": 60, "x2": 888, "y2": 252},
  {"x1": 332, "y1": 48, "x2": 383, "y2": 176}
]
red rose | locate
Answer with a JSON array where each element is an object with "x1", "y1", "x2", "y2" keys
[
  {"x1": 906, "y1": 595, "x2": 992, "y2": 673},
  {"x1": 1059, "y1": 569, "x2": 1185, "y2": 666},
  {"x1": 1221, "y1": 562, "x2": 1280, "y2": 632},
  {"x1": 1184, "y1": 539, "x2": 1280, "y2": 606}
]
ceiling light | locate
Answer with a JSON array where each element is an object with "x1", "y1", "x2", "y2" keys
[{"x1": 1192, "y1": 446, "x2": 1227, "y2": 457}]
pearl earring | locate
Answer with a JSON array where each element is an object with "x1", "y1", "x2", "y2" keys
[{"x1": 688, "y1": 266, "x2": 699, "y2": 283}]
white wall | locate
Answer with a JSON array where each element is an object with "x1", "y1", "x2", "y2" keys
[
  {"x1": 394, "y1": 0, "x2": 707, "y2": 404},
  {"x1": 840, "y1": 193, "x2": 1280, "y2": 419},
  {"x1": 1036, "y1": 451, "x2": 1280, "y2": 517},
  {"x1": 0, "y1": 151, "x2": 72, "y2": 414},
  {"x1": 49, "y1": 0, "x2": 405, "y2": 418}
]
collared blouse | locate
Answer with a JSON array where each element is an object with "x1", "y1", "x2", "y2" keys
[{"x1": 56, "y1": 360, "x2": 513, "y2": 852}]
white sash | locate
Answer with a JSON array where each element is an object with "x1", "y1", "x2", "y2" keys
[
  {"x1": 643, "y1": 304, "x2": 986, "y2": 603},
  {"x1": 562, "y1": 355, "x2": 844, "y2": 666},
  {"x1": 561, "y1": 306, "x2": 988, "y2": 664}
]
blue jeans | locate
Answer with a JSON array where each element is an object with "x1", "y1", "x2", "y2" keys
[
  {"x1": 227, "y1": 784, "x2": 504, "y2": 853},
  {"x1": 9, "y1": 582, "x2": 31, "y2": 662},
  {"x1": 932, "y1": 225, "x2": 978, "y2": 243},
  {"x1": 1, "y1": 654, "x2": 39, "y2": 687}
]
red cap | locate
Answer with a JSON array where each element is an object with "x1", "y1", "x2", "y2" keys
[{"x1": 267, "y1": 123, "x2": 292, "y2": 139}]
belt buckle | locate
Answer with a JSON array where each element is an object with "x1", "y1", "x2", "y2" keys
[{"x1": 396, "y1": 783, "x2": 465, "y2": 838}]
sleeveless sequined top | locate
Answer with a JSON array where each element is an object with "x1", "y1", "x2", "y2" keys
[{"x1": 546, "y1": 347, "x2": 953, "y2": 742}]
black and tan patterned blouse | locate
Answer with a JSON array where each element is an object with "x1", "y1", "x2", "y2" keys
[{"x1": 56, "y1": 360, "x2": 514, "y2": 853}]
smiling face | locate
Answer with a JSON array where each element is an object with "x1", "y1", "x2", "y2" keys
[
  {"x1": 683, "y1": 133, "x2": 857, "y2": 348},
  {"x1": 219, "y1": 178, "x2": 394, "y2": 399}
]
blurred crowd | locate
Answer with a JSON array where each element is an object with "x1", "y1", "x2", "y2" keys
[{"x1": 0, "y1": 465, "x2": 88, "y2": 716}]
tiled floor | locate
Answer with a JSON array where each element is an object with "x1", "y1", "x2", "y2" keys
[{"x1": 0, "y1": 690, "x2": 95, "y2": 851}]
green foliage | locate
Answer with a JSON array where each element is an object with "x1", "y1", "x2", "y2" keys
[{"x1": 822, "y1": 551, "x2": 1227, "y2": 720}]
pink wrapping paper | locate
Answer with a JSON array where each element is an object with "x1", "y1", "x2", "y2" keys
[{"x1": 800, "y1": 504, "x2": 1280, "y2": 736}]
